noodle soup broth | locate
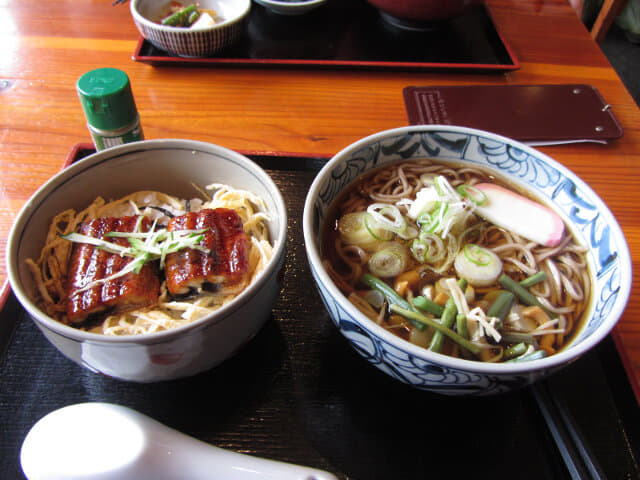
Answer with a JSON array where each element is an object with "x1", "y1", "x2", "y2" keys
[{"x1": 320, "y1": 158, "x2": 593, "y2": 364}]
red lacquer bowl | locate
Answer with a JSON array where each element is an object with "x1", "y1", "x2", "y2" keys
[{"x1": 367, "y1": 0, "x2": 483, "y2": 23}]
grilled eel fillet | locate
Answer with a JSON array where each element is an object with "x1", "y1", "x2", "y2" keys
[
  {"x1": 66, "y1": 216, "x2": 160, "y2": 324},
  {"x1": 165, "y1": 208, "x2": 249, "y2": 296}
]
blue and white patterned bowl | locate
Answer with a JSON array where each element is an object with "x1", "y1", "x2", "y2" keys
[
  {"x1": 131, "y1": 0, "x2": 250, "y2": 57},
  {"x1": 303, "y1": 126, "x2": 631, "y2": 396}
]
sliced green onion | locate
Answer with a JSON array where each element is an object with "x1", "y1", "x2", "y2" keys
[
  {"x1": 435, "y1": 176, "x2": 460, "y2": 201},
  {"x1": 416, "y1": 202, "x2": 446, "y2": 235},
  {"x1": 454, "y1": 244, "x2": 502, "y2": 287},
  {"x1": 366, "y1": 204, "x2": 417, "y2": 240},
  {"x1": 61, "y1": 232, "x2": 131, "y2": 255},
  {"x1": 338, "y1": 211, "x2": 378, "y2": 248},
  {"x1": 419, "y1": 173, "x2": 438, "y2": 186},
  {"x1": 419, "y1": 232, "x2": 446, "y2": 263},
  {"x1": 432, "y1": 202, "x2": 449, "y2": 232},
  {"x1": 367, "y1": 203, "x2": 405, "y2": 231},
  {"x1": 61, "y1": 218, "x2": 210, "y2": 293},
  {"x1": 410, "y1": 238, "x2": 428, "y2": 262},
  {"x1": 416, "y1": 211, "x2": 434, "y2": 229},
  {"x1": 437, "y1": 201, "x2": 451, "y2": 223},
  {"x1": 106, "y1": 231, "x2": 155, "y2": 239},
  {"x1": 395, "y1": 225, "x2": 419, "y2": 240},
  {"x1": 456, "y1": 184, "x2": 487, "y2": 205},
  {"x1": 128, "y1": 237, "x2": 160, "y2": 256},
  {"x1": 434, "y1": 176, "x2": 445, "y2": 196},
  {"x1": 462, "y1": 243, "x2": 492, "y2": 266},
  {"x1": 71, "y1": 254, "x2": 147, "y2": 294},
  {"x1": 364, "y1": 213, "x2": 394, "y2": 241},
  {"x1": 368, "y1": 242, "x2": 409, "y2": 278},
  {"x1": 419, "y1": 205, "x2": 439, "y2": 234}
]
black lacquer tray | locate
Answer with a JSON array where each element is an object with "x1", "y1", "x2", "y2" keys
[
  {"x1": 133, "y1": 1, "x2": 519, "y2": 71},
  {"x1": 1, "y1": 147, "x2": 638, "y2": 479}
]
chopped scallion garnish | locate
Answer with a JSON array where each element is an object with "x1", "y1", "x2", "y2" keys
[
  {"x1": 61, "y1": 216, "x2": 210, "y2": 293},
  {"x1": 456, "y1": 184, "x2": 487, "y2": 205},
  {"x1": 463, "y1": 243, "x2": 492, "y2": 266}
]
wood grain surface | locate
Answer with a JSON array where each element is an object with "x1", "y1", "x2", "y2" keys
[{"x1": 1, "y1": 0, "x2": 639, "y2": 400}]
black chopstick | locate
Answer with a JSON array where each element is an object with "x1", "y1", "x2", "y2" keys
[{"x1": 530, "y1": 380, "x2": 608, "y2": 480}]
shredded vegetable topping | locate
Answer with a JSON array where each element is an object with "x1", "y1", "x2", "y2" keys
[
  {"x1": 61, "y1": 224, "x2": 210, "y2": 293},
  {"x1": 26, "y1": 185, "x2": 273, "y2": 336}
]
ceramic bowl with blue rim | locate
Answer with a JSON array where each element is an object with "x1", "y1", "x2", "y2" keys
[{"x1": 303, "y1": 125, "x2": 631, "y2": 396}]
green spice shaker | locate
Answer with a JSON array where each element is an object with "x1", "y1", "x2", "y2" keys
[{"x1": 76, "y1": 68, "x2": 144, "y2": 151}]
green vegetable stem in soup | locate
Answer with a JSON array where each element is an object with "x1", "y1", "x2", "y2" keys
[
  {"x1": 321, "y1": 159, "x2": 592, "y2": 363},
  {"x1": 156, "y1": 1, "x2": 222, "y2": 28}
]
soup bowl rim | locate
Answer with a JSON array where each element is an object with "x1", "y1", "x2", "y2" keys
[{"x1": 303, "y1": 125, "x2": 631, "y2": 375}]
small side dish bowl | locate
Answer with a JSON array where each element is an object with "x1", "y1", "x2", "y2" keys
[
  {"x1": 131, "y1": 0, "x2": 250, "y2": 57},
  {"x1": 7, "y1": 139, "x2": 287, "y2": 382},
  {"x1": 253, "y1": 0, "x2": 327, "y2": 16},
  {"x1": 303, "y1": 126, "x2": 631, "y2": 396}
]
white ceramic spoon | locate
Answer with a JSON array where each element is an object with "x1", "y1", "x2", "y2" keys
[{"x1": 20, "y1": 402, "x2": 339, "y2": 480}]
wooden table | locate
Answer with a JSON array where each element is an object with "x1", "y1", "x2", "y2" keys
[{"x1": 1, "y1": 0, "x2": 639, "y2": 403}]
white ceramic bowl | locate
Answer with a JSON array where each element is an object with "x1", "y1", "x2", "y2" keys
[
  {"x1": 303, "y1": 126, "x2": 631, "y2": 396},
  {"x1": 7, "y1": 139, "x2": 287, "y2": 382},
  {"x1": 131, "y1": 0, "x2": 250, "y2": 57},
  {"x1": 253, "y1": 0, "x2": 327, "y2": 16}
]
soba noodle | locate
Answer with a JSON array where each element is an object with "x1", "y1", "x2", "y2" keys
[
  {"x1": 322, "y1": 159, "x2": 591, "y2": 363},
  {"x1": 26, "y1": 184, "x2": 273, "y2": 335}
]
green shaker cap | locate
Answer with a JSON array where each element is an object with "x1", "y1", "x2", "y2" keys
[{"x1": 76, "y1": 68, "x2": 138, "y2": 131}]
